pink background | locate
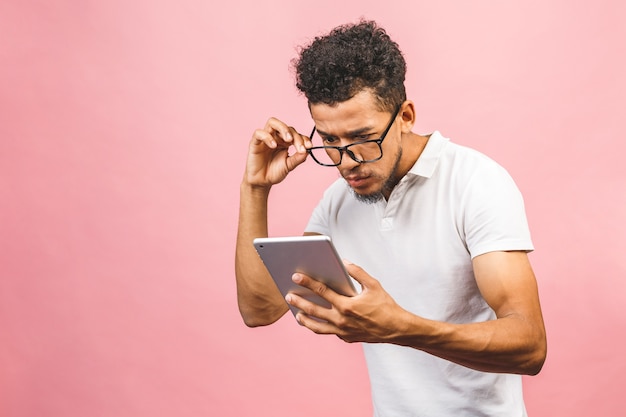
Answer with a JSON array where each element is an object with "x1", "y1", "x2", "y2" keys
[{"x1": 1, "y1": 1, "x2": 625, "y2": 416}]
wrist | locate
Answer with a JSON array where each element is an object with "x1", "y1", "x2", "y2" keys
[
  {"x1": 389, "y1": 310, "x2": 442, "y2": 349},
  {"x1": 241, "y1": 176, "x2": 271, "y2": 192},
  {"x1": 240, "y1": 180, "x2": 272, "y2": 203}
]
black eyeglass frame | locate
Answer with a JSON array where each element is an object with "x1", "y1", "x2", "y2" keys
[{"x1": 307, "y1": 105, "x2": 402, "y2": 167}]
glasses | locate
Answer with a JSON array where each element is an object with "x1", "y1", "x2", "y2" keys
[{"x1": 307, "y1": 105, "x2": 401, "y2": 167}]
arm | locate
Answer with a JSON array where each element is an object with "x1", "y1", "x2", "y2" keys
[
  {"x1": 286, "y1": 250, "x2": 547, "y2": 375},
  {"x1": 235, "y1": 118, "x2": 311, "y2": 327},
  {"x1": 396, "y1": 250, "x2": 546, "y2": 374},
  {"x1": 235, "y1": 182, "x2": 287, "y2": 326}
]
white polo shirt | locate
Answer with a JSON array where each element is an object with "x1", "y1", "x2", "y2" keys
[{"x1": 305, "y1": 131, "x2": 533, "y2": 417}]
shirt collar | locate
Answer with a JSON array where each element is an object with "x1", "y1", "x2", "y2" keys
[{"x1": 407, "y1": 131, "x2": 449, "y2": 178}]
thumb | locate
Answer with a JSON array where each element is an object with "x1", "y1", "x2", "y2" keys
[
  {"x1": 286, "y1": 149, "x2": 309, "y2": 172},
  {"x1": 343, "y1": 259, "x2": 376, "y2": 289}
]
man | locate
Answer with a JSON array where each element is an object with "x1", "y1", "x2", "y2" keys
[{"x1": 235, "y1": 20, "x2": 546, "y2": 416}]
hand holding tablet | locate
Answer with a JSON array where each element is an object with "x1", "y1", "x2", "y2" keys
[{"x1": 253, "y1": 235, "x2": 357, "y2": 319}]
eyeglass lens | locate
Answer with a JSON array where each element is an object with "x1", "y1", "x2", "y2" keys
[{"x1": 308, "y1": 140, "x2": 382, "y2": 166}]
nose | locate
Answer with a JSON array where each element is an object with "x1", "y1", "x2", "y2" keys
[{"x1": 339, "y1": 151, "x2": 362, "y2": 170}]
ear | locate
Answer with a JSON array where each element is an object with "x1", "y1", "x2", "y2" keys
[{"x1": 398, "y1": 101, "x2": 416, "y2": 133}]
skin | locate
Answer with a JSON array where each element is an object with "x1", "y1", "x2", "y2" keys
[{"x1": 235, "y1": 90, "x2": 547, "y2": 375}]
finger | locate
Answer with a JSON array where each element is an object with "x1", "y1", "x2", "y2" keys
[
  {"x1": 286, "y1": 126, "x2": 313, "y2": 154},
  {"x1": 263, "y1": 117, "x2": 294, "y2": 146},
  {"x1": 251, "y1": 128, "x2": 279, "y2": 149},
  {"x1": 292, "y1": 273, "x2": 343, "y2": 306},
  {"x1": 285, "y1": 292, "x2": 332, "y2": 325},
  {"x1": 294, "y1": 310, "x2": 338, "y2": 335}
]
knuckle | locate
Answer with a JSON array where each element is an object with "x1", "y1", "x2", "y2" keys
[
  {"x1": 252, "y1": 129, "x2": 265, "y2": 139},
  {"x1": 334, "y1": 315, "x2": 349, "y2": 329},
  {"x1": 300, "y1": 303, "x2": 316, "y2": 317},
  {"x1": 313, "y1": 282, "x2": 328, "y2": 296},
  {"x1": 341, "y1": 304, "x2": 357, "y2": 317}
]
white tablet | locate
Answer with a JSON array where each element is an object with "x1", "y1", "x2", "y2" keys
[{"x1": 253, "y1": 235, "x2": 357, "y2": 318}]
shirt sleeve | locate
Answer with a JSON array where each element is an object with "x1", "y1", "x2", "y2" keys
[{"x1": 460, "y1": 156, "x2": 534, "y2": 258}]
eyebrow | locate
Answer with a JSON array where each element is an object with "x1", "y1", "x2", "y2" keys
[{"x1": 315, "y1": 125, "x2": 376, "y2": 139}]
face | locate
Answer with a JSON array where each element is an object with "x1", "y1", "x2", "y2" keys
[{"x1": 309, "y1": 91, "x2": 405, "y2": 203}]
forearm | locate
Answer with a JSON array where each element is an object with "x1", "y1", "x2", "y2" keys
[
  {"x1": 393, "y1": 311, "x2": 546, "y2": 375},
  {"x1": 235, "y1": 181, "x2": 288, "y2": 326}
]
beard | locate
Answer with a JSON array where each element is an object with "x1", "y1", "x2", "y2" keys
[{"x1": 348, "y1": 147, "x2": 403, "y2": 204}]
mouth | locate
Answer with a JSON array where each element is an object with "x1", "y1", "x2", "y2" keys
[{"x1": 344, "y1": 174, "x2": 370, "y2": 189}]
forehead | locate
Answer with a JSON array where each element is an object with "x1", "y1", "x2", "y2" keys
[{"x1": 309, "y1": 91, "x2": 389, "y2": 134}]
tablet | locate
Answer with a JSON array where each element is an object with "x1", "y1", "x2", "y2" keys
[{"x1": 253, "y1": 235, "x2": 357, "y2": 318}]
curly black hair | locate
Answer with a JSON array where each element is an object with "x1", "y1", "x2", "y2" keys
[{"x1": 292, "y1": 20, "x2": 406, "y2": 112}]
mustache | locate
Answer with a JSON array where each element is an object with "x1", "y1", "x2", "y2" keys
[{"x1": 341, "y1": 166, "x2": 369, "y2": 178}]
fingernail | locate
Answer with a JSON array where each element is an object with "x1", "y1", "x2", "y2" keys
[{"x1": 292, "y1": 273, "x2": 302, "y2": 283}]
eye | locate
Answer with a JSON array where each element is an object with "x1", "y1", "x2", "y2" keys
[{"x1": 323, "y1": 136, "x2": 338, "y2": 145}]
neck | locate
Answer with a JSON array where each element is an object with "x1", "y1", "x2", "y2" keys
[
  {"x1": 395, "y1": 132, "x2": 429, "y2": 179},
  {"x1": 378, "y1": 133, "x2": 429, "y2": 201}
]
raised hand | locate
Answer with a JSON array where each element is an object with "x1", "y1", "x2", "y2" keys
[{"x1": 245, "y1": 117, "x2": 312, "y2": 187}]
